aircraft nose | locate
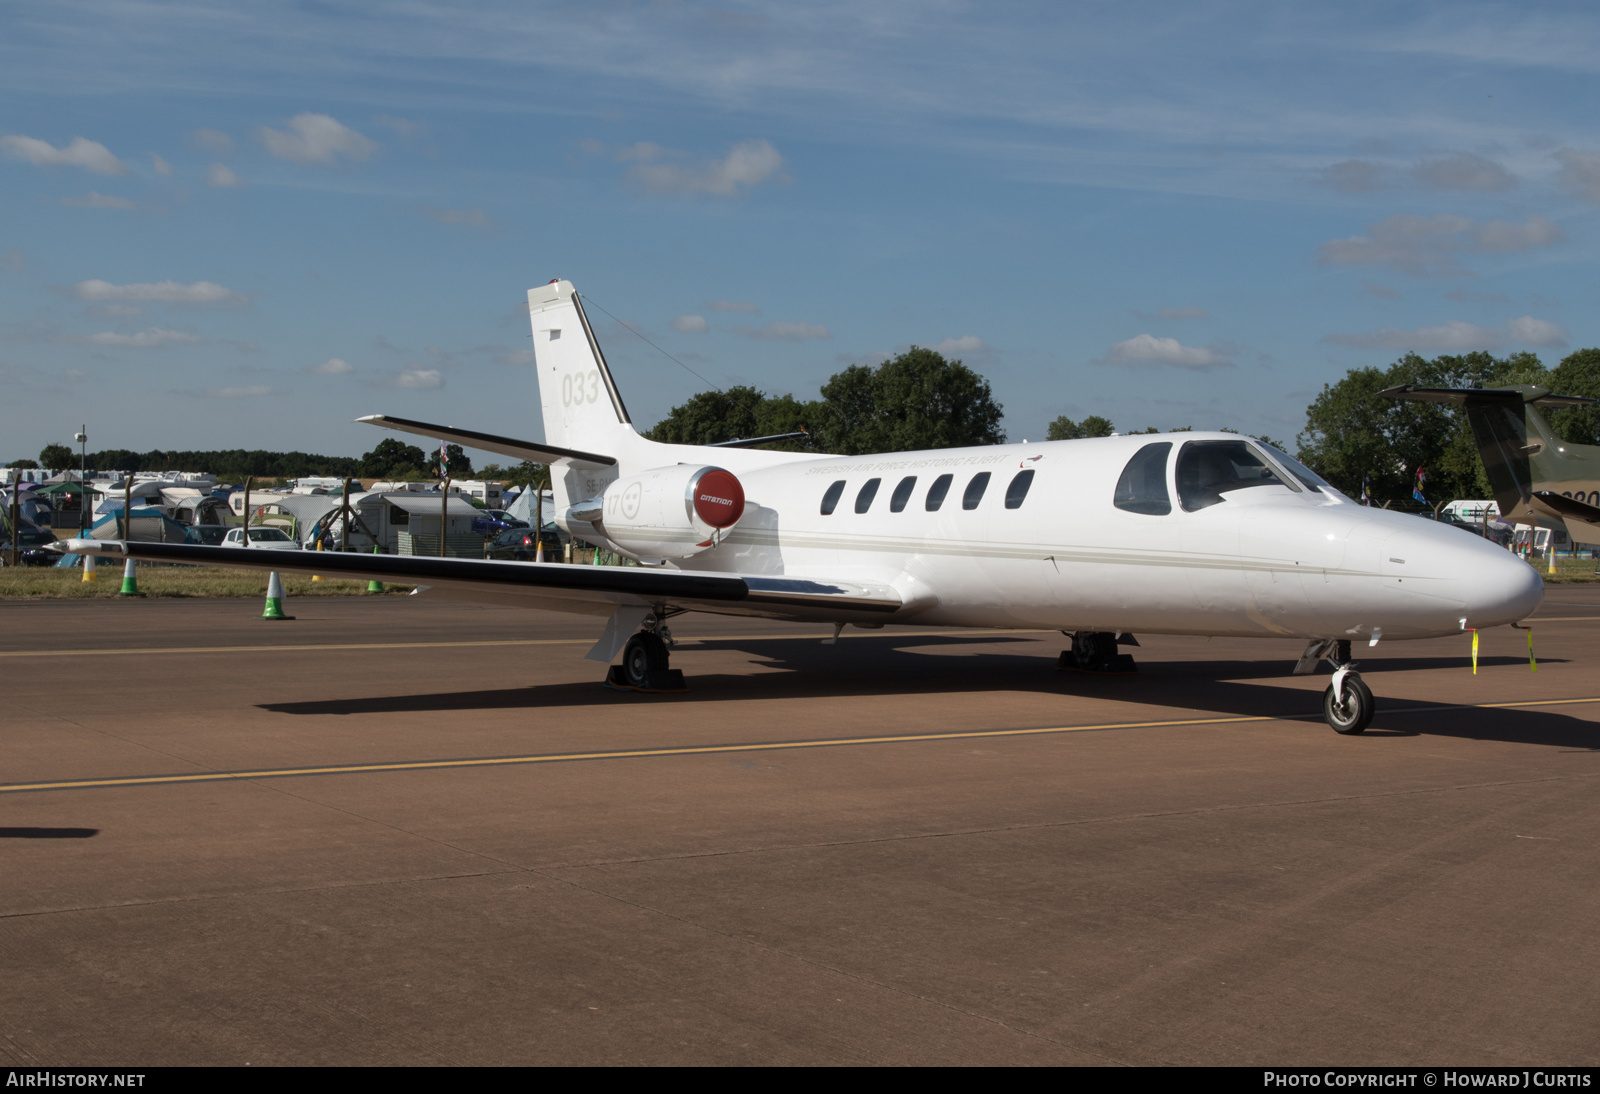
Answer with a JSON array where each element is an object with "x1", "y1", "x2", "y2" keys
[{"x1": 1411, "y1": 526, "x2": 1544, "y2": 627}]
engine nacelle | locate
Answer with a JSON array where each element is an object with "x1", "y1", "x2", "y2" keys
[{"x1": 590, "y1": 464, "x2": 745, "y2": 561}]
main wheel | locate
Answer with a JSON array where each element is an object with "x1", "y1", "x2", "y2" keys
[
  {"x1": 620, "y1": 632, "x2": 669, "y2": 688},
  {"x1": 1323, "y1": 676, "x2": 1375, "y2": 734}
]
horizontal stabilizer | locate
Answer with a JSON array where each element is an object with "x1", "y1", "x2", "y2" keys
[
  {"x1": 1529, "y1": 491, "x2": 1600, "y2": 546},
  {"x1": 356, "y1": 414, "x2": 616, "y2": 467},
  {"x1": 49, "y1": 540, "x2": 903, "y2": 620},
  {"x1": 1378, "y1": 385, "x2": 1599, "y2": 410}
]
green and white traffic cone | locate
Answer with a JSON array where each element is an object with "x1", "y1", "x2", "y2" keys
[
  {"x1": 262, "y1": 571, "x2": 293, "y2": 620},
  {"x1": 366, "y1": 543, "x2": 384, "y2": 593},
  {"x1": 81, "y1": 553, "x2": 97, "y2": 583},
  {"x1": 118, "y1": 558, "x2": 144, "y2": 596}
]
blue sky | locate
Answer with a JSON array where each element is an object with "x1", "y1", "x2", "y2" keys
[{"x1": 3, "y1": 1, "x2": 1598, "y2": 463}]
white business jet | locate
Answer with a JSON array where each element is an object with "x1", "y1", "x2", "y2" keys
[{"x1": 58, "y1": 280, "x2": 1544, "y2": 734}]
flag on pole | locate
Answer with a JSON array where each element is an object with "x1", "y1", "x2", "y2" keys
[
  {"x1": 1361, "y1": 474, "x2": 1370, "y2": 506},
  {"x1": 1412, "y1": 466, "x2": 1427, "y2": 504},
  {"x1": 439, "y1": 441, "x2": 449, "y2": 475}
]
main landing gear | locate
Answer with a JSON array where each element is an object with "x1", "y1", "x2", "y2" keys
[
  {"x1": 605, "y1": 612, "x2": 687, "y2": 692},
  {"x1": 1296, "y1": 639, "x2": 1374, "y2": 734},
  {"x1": 1057, "y1": 631, "x2": 1139, "y2": 674}
]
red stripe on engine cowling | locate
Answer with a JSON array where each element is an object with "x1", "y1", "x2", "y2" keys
[{"x1": 692, "y1": 469, "x2": 745, "y2": 528}]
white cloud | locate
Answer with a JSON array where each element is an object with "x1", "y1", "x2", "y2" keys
[
  {"x1": 1473, "y1": 215, "x2": 1562, "y2": 253},
  {"x1": 395, "y1": 368, "x2": 443, "y2": 388},
  {"x1": 73, "y1": 279, "x2": 247, "y2": 305},
  {"x1": 191, "y1": 128, "x2": 233, "y2": 154},
  {"x1": 0, "y1": 135, "x2": 128, "y2": 175},
  {"x1": 1099, "y1": 333, "x2": 1231, "y2": 369},
  {"x1": 1317, "y1": 214, "x2": 1563, "y2": 277},
  {"x1": 256, "y1": 113, "x2": 377, "y2": 165},
  {"x1": 1556, "y1": 149, "x2": 1600, "y2": 205},
  {"x1": 707, "y1": 299, "x2": 759, "y2": 313},
  {"x1": 1322, "y1": 321, "x2": 1502, "y2": 351},
  {"x1": 204, "y1": 385, "x2": 273, "y2": 398},
  {"x1": 734, "y1": 320, "x2": 830, "y2": 340},
  {"x1": 150, "y1": 153, "x2": 171, "y2": 176},
  {"x1": 1321, "y1": 159, "x2": 1385, "y2": 192},
  {"x1": 1412, "y1": 153, "x2": 1516, "y2": 192},
  {"x1": 927, "y1": 335, "x2": 993, "y2": 356},
  {"x1": 1363, "y1": 283, "x2": 1401, "y2": 299},
  {"x1": 1508, "y1": 316, "x2": 1569, "y2": 347},
  {"x1": 1445, "y1": 288, "x2": 1509, "y2": 304},
  {"x1": 671, "y1": 315, "x2": 708, "y2": 333},
  {"x1": 307, "y1": 357, "x2": 355, "y2": 375},
  {"x1": 626, "y1": 139, "x2": 786, "y2": 197},
  {"x1": 0, "y1": 251, "x2": 23, "y2": 271},
  {"x1": 206, "y1": 163, "x2": 241, "y2": 187},
  {"x1": 422, "y1": 207, "x2": 490, "y2": 226},
  {"x1": 60, "y1": 192, "x2": 134, "y2": 209},
  {"x1": 84, "y1": 328, "x2": 204, "y2": 348}
]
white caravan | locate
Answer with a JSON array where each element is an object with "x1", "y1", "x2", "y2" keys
[{"x1": 59, "y1": 280, "x2": 1543, "y2": 733}]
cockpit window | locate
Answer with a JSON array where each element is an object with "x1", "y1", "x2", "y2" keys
[
  {"x1": 1259, "y1": 444, "x2": 1344, "y2": 497},
  {"x1": 1176, "y1": 440, "x2": 1293, "y2": 512},
  {"x1": 1114, "y1": 442, "x2": 1172, "y2": 515}
]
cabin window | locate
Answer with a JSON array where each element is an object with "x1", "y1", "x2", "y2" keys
[
  {"x1": 1175, "y1": 440, "x2": 1292, "y2": 512},
  {"x1": 1005, "y1": 469, "x2": 1034, "y2": 509},
  {"x1": 820, "y1": 480, "x2": 846, "y2": 515},
  {"x1": 926, "y1": 474, "x2": 953, "y2": 511},
  {"x1": 1114, "y1": 442, "x2": 1173, "y2": 515},
  {"x1": 962, "y1": 472, "x2": 991, "y2": 510},
  {"x1": 390, "y1": 506, "x2": 410, "y2": 526},
  {"x1": 855, "y1": 478, "x2": 881, "y2": 513},
  {"x1": 890, "y1": 476, "x2": 917, "y2": 513}
]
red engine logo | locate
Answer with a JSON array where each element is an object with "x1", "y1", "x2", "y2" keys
[{"x1": 692, "y1": 469, "x2": 745, "y2": 528}]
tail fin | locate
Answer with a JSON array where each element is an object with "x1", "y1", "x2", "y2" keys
[
  {"x1": 527, "y1": 280, "x2": 633, "y2": 451},
  {"x1": 1379, "y1": 383, "x2": 1600, "y2": 519}
]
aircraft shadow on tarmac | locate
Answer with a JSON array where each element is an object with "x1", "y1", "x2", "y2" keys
[
  {"x1": 0, "y1": 828, "x2": 99, "y2": 839},
  {"x1": 257, "y1": 633, "x2": 1596, "y2": 750}
]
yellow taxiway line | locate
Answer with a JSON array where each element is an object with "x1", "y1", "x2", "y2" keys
[
  {"x1": 3, "y1": 616, "x2": 1594, "y2": 660},
  {"x1": 4, "y1": 696, "x2": 1597, "y2": 796},
  {"x1": 0, "y1": 628, "x2": 1044, "y2": 660}
]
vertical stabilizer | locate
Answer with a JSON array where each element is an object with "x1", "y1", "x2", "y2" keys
[{"x1": 527, "y1": 280, "x2": 633, "y2": 452}]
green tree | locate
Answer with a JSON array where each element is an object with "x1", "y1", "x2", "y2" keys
[
  {"x1": 428, "y1": 443, "x2": 473, "y2": 478},
  {"x1": 1297, "y1": 351, "x2": 1548, "y2": 508},
  {"x1": 818, "y1": 347, "x2": 1005, "y2": 455},
  {"x1": 39, "y1": 444, "x2": 73, "y2": 468},
  {"x1": 1549, "y1": 348, "x2": 1600, "y2": 446},
  {"x1": 1046, "y1": 414, "x2": 1114, "y2": 440},
  {"x1": 645, "y1": 386, "x2": 820, "y2": 450},
  {"x1": 8, "y1": 458, "x2": 39, "y2": 469},
  {"x1": 359, "y1": 438, "x2": 429, "y2": 479}
]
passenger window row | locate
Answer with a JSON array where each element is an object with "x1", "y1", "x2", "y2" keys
[{"x1": 821, "y1": 469, "x2": 1034, "y2": 515}]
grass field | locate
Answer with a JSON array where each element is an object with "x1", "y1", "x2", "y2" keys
[{"x1": 0, "y1": 565, "x2": 414, "y2": 599}]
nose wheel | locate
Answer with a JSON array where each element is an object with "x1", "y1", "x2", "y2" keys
[{"x1": 1298, "y1": 639, "x2": 1375, "y2": 734}]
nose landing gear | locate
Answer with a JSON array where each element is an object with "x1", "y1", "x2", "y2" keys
[{"x1": 1297, "y1": 638, "x2": 1374, "y2": 734}]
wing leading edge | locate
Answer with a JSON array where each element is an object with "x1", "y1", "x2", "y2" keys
[
  {"x1": 356, "y1": 414, "x2": 616, "y2": 468},
  {"x1": 52, "y1": 540, "x2": 902, "y2": 621}
]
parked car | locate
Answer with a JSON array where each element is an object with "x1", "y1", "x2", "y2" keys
[
  {"x1": 471, "y1": 509, "x2": 530, "y2": 537},
  {"x1": 486, "y1": 525, "x2": 563, "y2": 560},
  {"x1": 220, "y1": 526, "x2": 302, "y2": 550},
  {"x1": 185, "y1": 525, "x2": 229, "y2": 546},
  {"x1": 0, "y1": 522, "x2": 59, "y2": 565}
]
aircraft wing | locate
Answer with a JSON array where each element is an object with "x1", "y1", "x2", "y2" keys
[
  {"x1": 356, "y1": 414, "x2": 616, "y2": 467},
  {"x1": 51, "y1": 539, "x2": 902, "y2": 621},
  {"x1": 1529, "y1": 491, "x2": 1600, "y2": 546}
]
